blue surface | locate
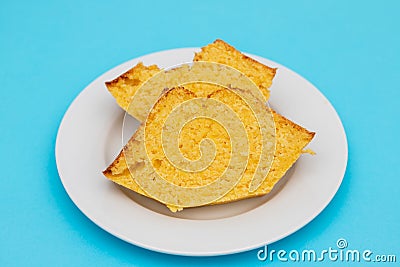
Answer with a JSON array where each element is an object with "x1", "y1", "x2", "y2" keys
[{"x1": 1, "y1": 0, "x2": 399, "y2": 266}]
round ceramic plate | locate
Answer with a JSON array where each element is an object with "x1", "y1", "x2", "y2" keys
[{"x1": 55, "y1": 48, "x2": 347, "y2": 256}]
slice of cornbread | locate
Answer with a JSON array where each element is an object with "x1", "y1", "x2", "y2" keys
[
  {"x1": 103, "y1": 87, "x2": 315, "y2": 212},
  {"x1": 105, "y1": 40, "x2": 276, "y2": 121},
  {"x1": 193, "y1": 39, "x2": 277, "y2": 100}
]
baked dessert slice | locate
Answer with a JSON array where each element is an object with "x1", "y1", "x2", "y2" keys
[
  {"x1": 103, "y1": 87, "x2": 315, "y2": 212},
  {"x1": 105, "y1": 39, "x2": 276, "y2": 121}
]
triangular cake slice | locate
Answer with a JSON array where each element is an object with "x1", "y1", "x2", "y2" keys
[
  {"x1": 103, "y1": 87, "x2": 315, "y2": 212},
  {"x1": 105, "y1": 39, "x2": 277, "y2": 121}
]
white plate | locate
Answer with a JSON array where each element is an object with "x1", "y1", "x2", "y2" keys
[{"x1": 55, "y1": 48, "x2": 347, "y2": 256}]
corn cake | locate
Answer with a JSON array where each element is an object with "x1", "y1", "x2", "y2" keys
[
  {"x1": 105, "y1": 39, "x2": 276, "y2": 121},
  {"x1": 103, "y1": 87, "x2": 315, "y2": 211}
]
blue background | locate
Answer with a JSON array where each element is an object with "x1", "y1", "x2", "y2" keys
[{"x1": 1, "y1": 0, "x2": 399, "y2": 266}]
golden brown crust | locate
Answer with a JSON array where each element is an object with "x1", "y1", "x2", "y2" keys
[
  {"x1": 272, "y1": 110, "x2": 316, "y2": 139},
  {"x1": 103, "y1": 150, "x2": 125, "y2": 177},
  {"x1": 208, "y1": 39, "x2": 277, "y2": 75},
  {"x1": 105, "y1": 62, "x2": 160, "y2": 88}
]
